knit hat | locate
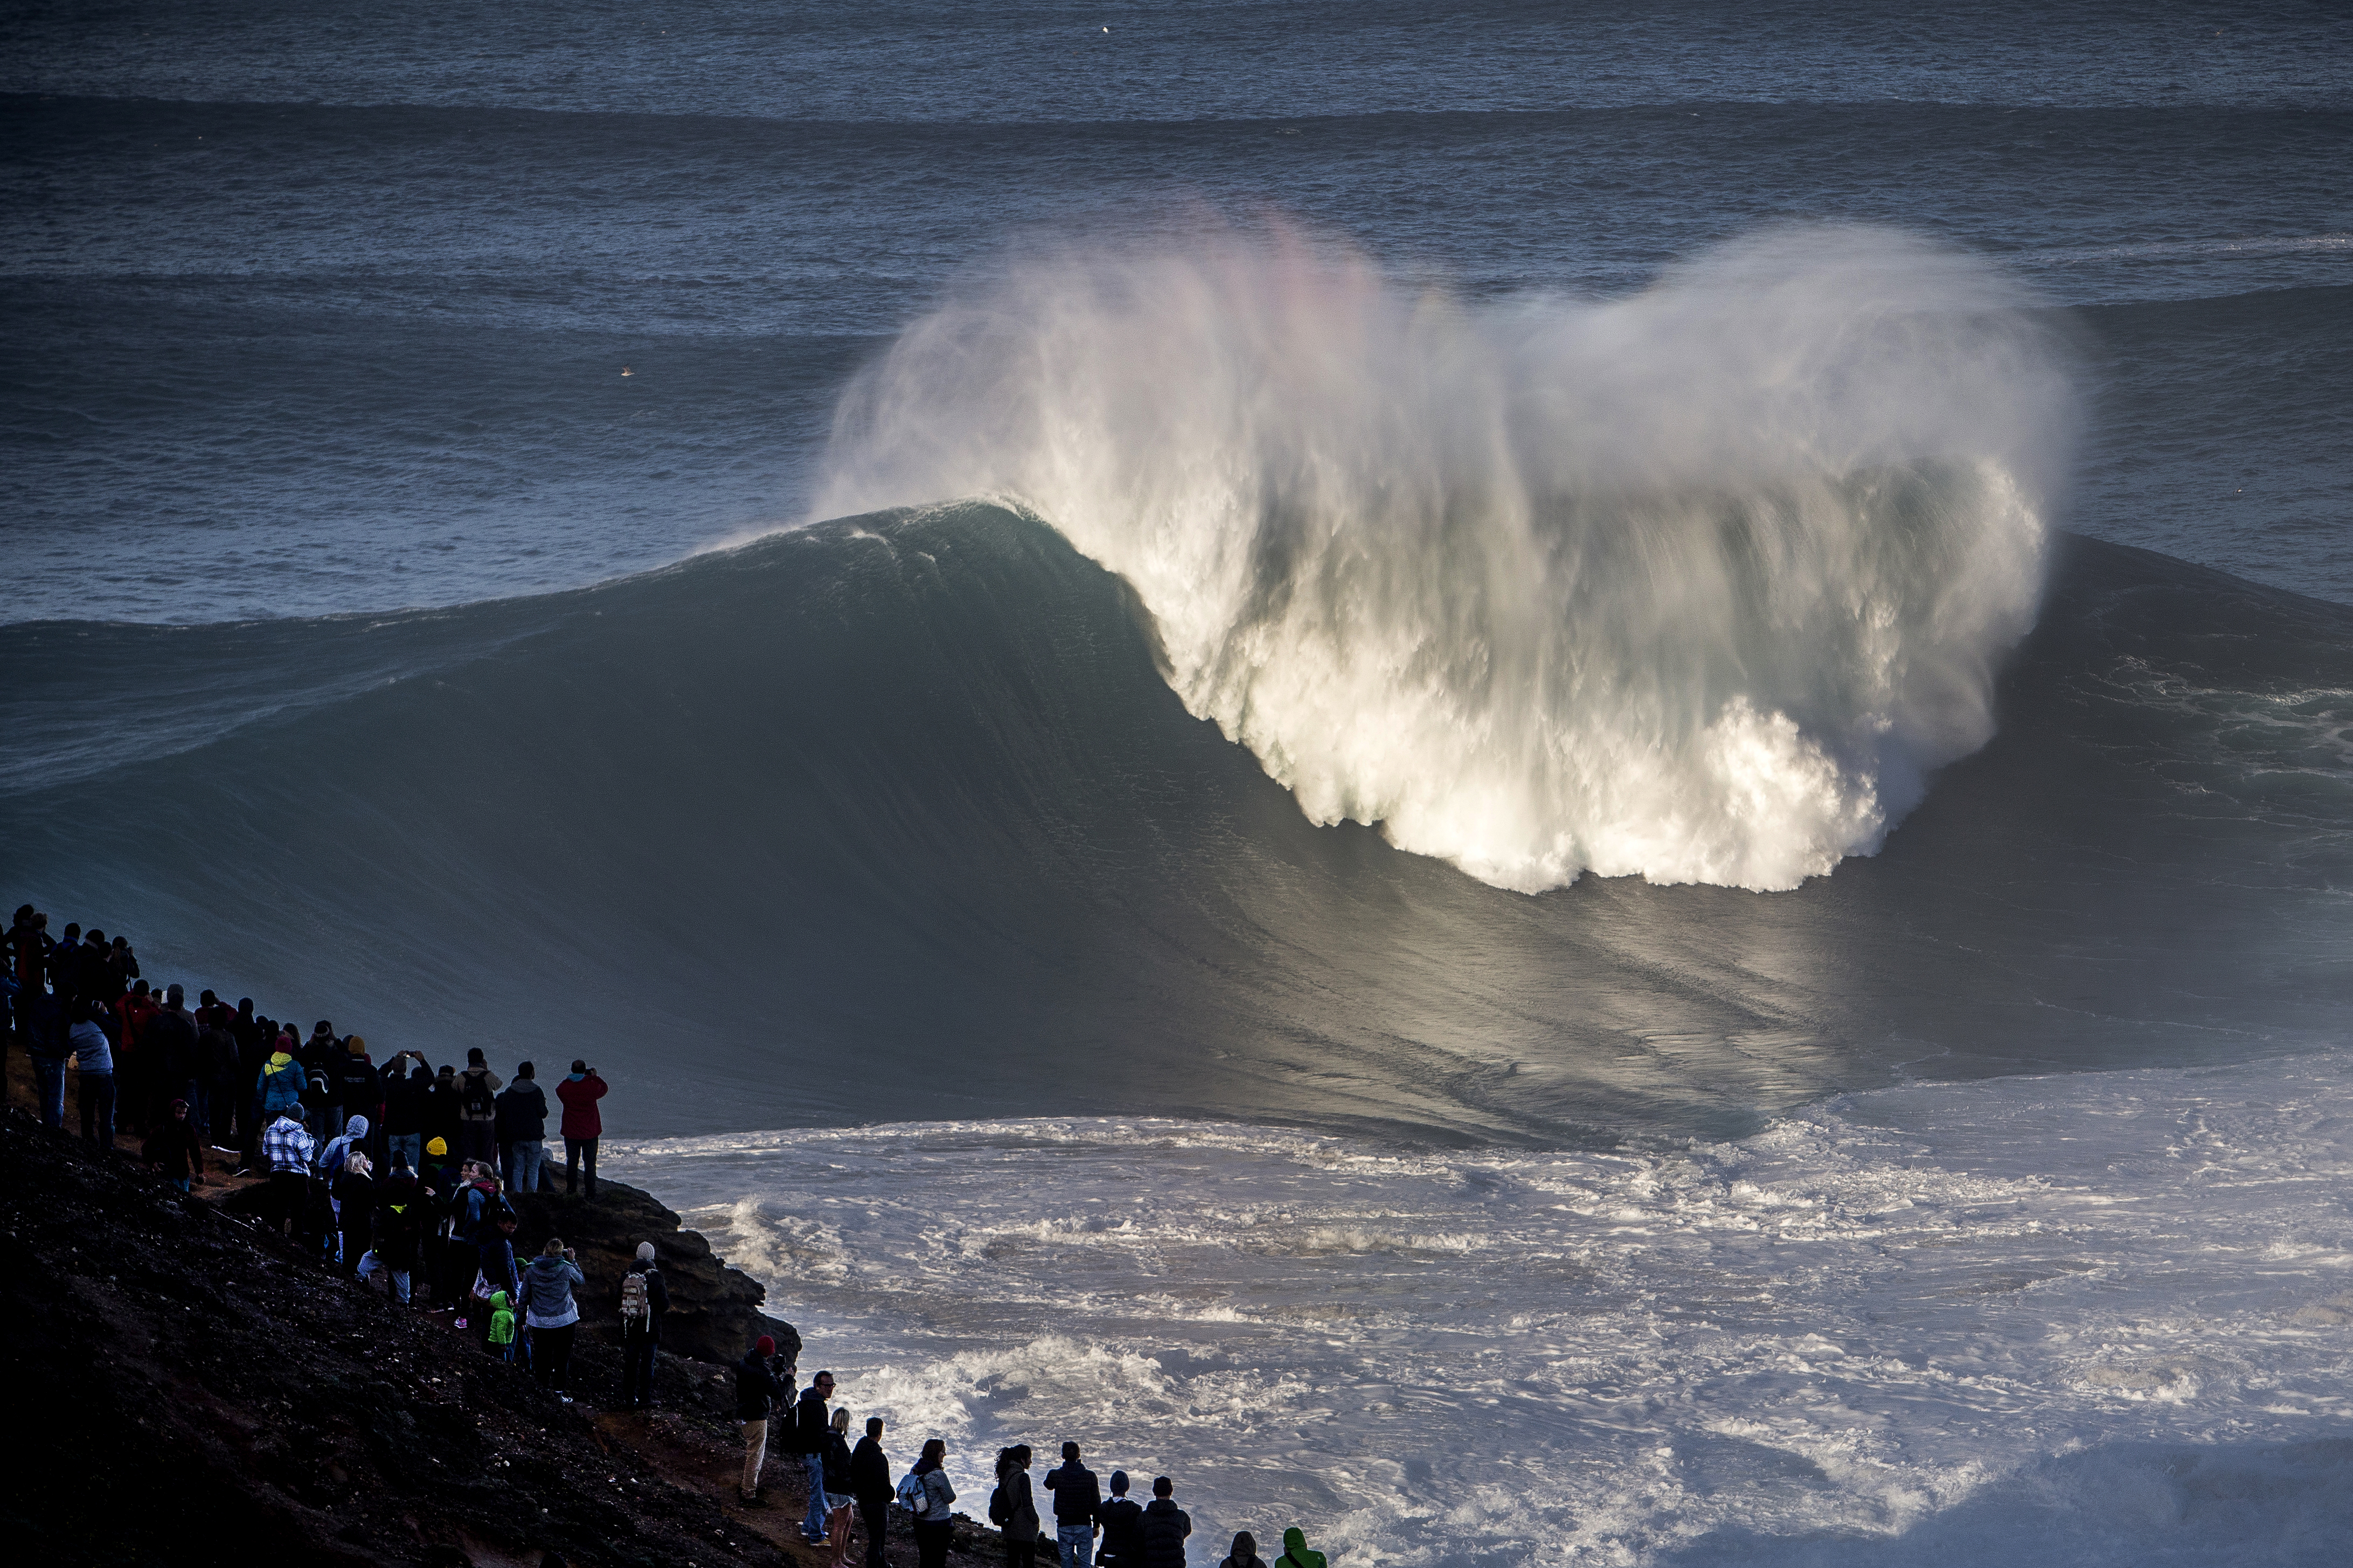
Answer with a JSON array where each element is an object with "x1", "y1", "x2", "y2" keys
[
  {"x1": 635, "y1": 1242, "x2": 655, "y2": 1263},
  {"x1": 348, "y1": 1035, "x2": 367, "y2": 1054},
  {"x1": 755, "y1": 1335, "x2": 776, "y2": 1356},
  {"x1": 426, "y1": 1137, "x2": 447, "y2": 1156}
]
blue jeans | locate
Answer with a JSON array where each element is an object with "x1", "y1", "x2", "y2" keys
[
  {"x1": 508, "y1": 1137, "x2": 546, "y2": 1193},
  {"x1": 33, "y1": 1058, "x2": 67, "y2": 1128},
  {"x1": 804, "y1": 1453, "x2": 830, "y2": 1539},
  {"x1": 1058, "y1": 1524, "x2": 1095, "y2": 1568},
  {"x1": 387, "y1": 1132, "x2": 421, "y2": 1172}
]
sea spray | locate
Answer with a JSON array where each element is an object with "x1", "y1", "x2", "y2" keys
[{"x1": 816, "y1": 225, "x2": 2077, "y2": 891}]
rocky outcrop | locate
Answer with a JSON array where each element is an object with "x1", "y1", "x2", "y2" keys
[{"x1": 510, "y1": 1181, "x2": 792, "y2": 1365}]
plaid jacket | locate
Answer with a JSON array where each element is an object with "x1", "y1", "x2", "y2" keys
[{"x1": 262, "y1": 1117, "x2": 316, "y2": 1173}]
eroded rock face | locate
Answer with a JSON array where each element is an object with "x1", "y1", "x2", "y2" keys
[{"x1": 511, "y1": 1182, "x2": 794, "y2": 1365}]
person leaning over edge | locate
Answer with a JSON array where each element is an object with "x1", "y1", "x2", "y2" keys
[
  {"x1": 737, "y1": 1333, "x2": 787, "y2": 1503},
  {"x1": 1043, "y1": 1441, "x2": 1102, "y2": 1568},
  {"x1": 851, "y1": 1414, "x2": 894, "y2": 1568}
]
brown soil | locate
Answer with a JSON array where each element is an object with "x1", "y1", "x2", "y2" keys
[{"x1": 1, "y1": 1044, "x2": 1007, "y2": 1568}]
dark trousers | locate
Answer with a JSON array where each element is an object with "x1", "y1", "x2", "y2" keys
[
  {"x1": 78, "y1": 1070, "x2": 116, "y2": 1147},
  {"x1": 565, "y1": 1135, "x2": 598, "y2": 1196},
  {"x1": 620, "y1": 1324, "x2": 657, "y2": 1407},
  {"x1": 915, "y1": 1521, "x2": 953, "y2": 1568},
  {"x1": 267, "y1": 1170, "x2": 311, "y2": 1235},
  {"x1": 533, "y1": 1322, "x2": 576, "y2": 1390},
  {"x1": 859, "y1": 1495, "x2": 892, "y2": 1568},
  {"x1": 1007, "y1": 1539, "x2": 1037, "y2": 1568}
]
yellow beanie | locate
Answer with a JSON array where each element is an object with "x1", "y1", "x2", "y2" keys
[{"x1": 426, "y1": 1137, "x2": 447, "y2": 1156}]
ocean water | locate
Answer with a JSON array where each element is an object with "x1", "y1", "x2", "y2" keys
[{"x1": 4, "y1": 3, "x2": 2352, "y2": 1562}]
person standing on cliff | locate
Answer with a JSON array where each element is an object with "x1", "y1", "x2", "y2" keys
[
  {"x1": 556, "y1": 1060, "x2": 606, "y2": 1198},
  {"x1": 517, "y1": 1235, "x2": 585, "y2": 1402},
  {"x1": 495, "y1": 1062, "x2": 550, "y2": 1195},
  {"x1": 261, "y1": 1104, "x2": 317, "y2": 1236},
  {"x1": 454, "y1": 1047, "x2": 502, "y2": 1167},
  {"x1": 796, "y1": 1369, "x2": 839, "y2": 1545},
  {"x1": 619, "y1": 1240, "x2": 668, "y2": 1409},
  {"x1": 737, "y1": 1333, "x2": 787, "y2": 1504},
  {"x1": 852, "y1": 1416, "x2": 894, "y2": 1568},
  {"x1": 1044, "y1": 1443, "x2": 1102, "y2": 1568},
  {"x1": 145, "y1": 985, "x2": 200, "y2": 1133}
]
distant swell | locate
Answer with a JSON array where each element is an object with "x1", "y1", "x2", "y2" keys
[{"x1": 818, "y1": 225, "x2": 2077, "y2": 890}]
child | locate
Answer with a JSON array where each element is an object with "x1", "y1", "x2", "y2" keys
[{"x1": 487, "y1": 1288, "x2": 518, "y2": 1362}]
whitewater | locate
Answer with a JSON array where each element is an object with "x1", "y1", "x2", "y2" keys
[
  {"x1": 615, "y1": 1054, "x2": 2353, "y2": 1566},
  {"x1": 817, "y1": 228, "x2": 2075, "y2": 892}
]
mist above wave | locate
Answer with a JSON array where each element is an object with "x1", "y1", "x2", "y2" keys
[{"x1": 818, "y1": 225, "x2": 2076, "y2": 890}]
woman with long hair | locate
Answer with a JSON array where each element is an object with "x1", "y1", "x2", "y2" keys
[
  {"x1": 825, "y1": 1406, "x2": 858, "y2": 1568},
  {"x1": 912, "y1": 1437, "x2": 957, "y2": 1568}
]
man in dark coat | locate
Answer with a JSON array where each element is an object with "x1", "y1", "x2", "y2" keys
[
  {"x1": 851, "y1": 1416, "x2": 894, "y2": 1568},
  {"x1": 1140, "y1": 1478, "x2": 1191, "y2": 1568},
  {"x1": 1043, "y1": 1442, "x2": 1102, "y2": 1568},
  {"x1": 144, "y1": 985, "x2": 200, "y2": 1130},
  {"x1": 494, "y1": 1062, "x2": 551, "y2": 1194}
]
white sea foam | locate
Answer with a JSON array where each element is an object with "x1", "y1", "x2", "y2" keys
[
  {"x1": 614, "y1": 1052, "x2": 2353, "y2": 1565},
  {"x1": 816, "y1": 225, "x2": 2076, "y2": 890}
]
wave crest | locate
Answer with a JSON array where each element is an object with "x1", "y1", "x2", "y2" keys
[{"x1": 817, "y1": 225, "x2": 2076, "y2": 890}]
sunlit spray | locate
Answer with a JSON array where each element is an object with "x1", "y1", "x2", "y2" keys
[{"x1": 817, "y1": 224, "x2": 2076, "y2": 891}]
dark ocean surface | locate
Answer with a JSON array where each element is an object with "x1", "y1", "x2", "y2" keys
[{"x1": 3, "y1": 8, "x2": 2352, "y2": 1562}]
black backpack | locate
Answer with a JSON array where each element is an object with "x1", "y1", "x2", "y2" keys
[{"x1": 462, "y1": 1070, "x2": 495, "y2": 1117}]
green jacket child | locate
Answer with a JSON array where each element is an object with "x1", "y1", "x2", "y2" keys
[{"x1": 488, "y1": 1290, "x2": 517, "y2": 1353}]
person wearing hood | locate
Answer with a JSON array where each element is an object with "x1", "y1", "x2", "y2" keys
[
  {"x1": 909, "y1": 1439, "x2": 957, "y2": 1568},
  {"x1": 1216, "y1": 1534, "x2": 1268, "y2": 1568},
  {"x1": 495, "y1": 1061, "x2": 550, "y2": 1195},
  {"x1": 68, "y1": 997, "x2": 116, "y2": 1150},
  {"x1": 1139, "y1": 1478, "x2": 1191, "y2": 1568},
  {"x1": 260, "y1": 1104, "x2": 316, "y2": 1237},
  {"x1": 1096, "y1": 1471, "x2": 1144, "y2": 1568},
  {"x1": 736, "y1": 1334, "x2": 787, "y2": 1503},
  {"x1": 317, "y1": 1113, "x2": 372, "y2": 1265},
  {"x1": 517, "y1": 1235, "x2": 585, "y2": 1400},
  {"x1": 556, "y1": 1060, "x2": 607, "y2": 1198},
  {"x1": 454, "y1": 1047, "x2": 503, "y2": 1166},
  {"x1": 1272, "y1": 1529, "x2": 1323, "y2": 1568},
  {"x1": 487, "y1": 1287, "x2": 519, "y2": 1361},
  {"x1": 619, "y1": 1240, "x2": 669, "y2": 1409}
]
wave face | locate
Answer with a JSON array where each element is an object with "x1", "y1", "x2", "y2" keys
[
  {"x1": 817, "y1": 229, "x2": 2075, "y2": 890},
  {"x1": 8, "y1": 512, "x2": 2353, "y2": 1144}
]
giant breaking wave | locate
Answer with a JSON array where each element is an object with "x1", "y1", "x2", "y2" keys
[{"x1": 817, "y1": 226, "x2": 2077, "y2": 890}]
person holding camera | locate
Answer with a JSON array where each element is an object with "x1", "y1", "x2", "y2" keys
[{"x1": 556, "y1": 1059, "x2": 607, "y2": 1198}]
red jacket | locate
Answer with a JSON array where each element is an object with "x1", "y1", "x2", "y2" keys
[{"x1": 556, "y1": 1072, "x2": 607, "y2": 1139}]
